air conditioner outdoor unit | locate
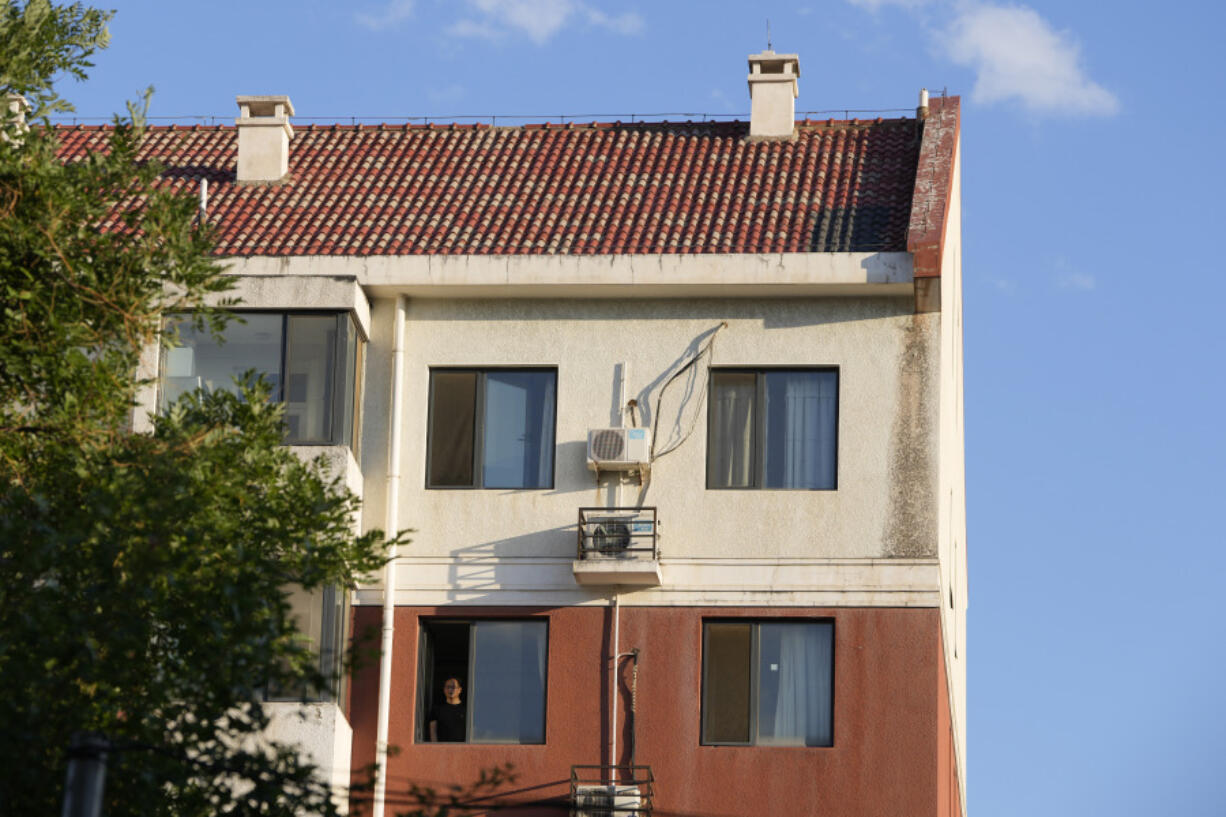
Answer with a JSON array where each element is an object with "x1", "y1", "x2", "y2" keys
[
  {"x1": 587, "y1": 517, "x2": 640, "y2": 553},
  {"x1": 572, "y1": 784, "x2": 641, "y2": 817},
  {"x1": 587, "y1": 427, "x2": 651, "y2": 471}
]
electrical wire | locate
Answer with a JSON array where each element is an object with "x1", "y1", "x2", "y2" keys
[{"x1": 649, "y1": 322, "x2": 727, "y2": 462}]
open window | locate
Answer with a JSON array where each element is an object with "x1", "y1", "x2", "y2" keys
[{"x1": 416, "y1": 619, "x2": 548, "y2": 744}]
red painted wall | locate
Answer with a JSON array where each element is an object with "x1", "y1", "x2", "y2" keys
[{"x1": 348, "y1": 606, "x2": 950, "y2": 817}]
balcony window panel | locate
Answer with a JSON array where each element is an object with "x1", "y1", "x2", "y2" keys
[
  {"x1": 283, "y1": 315, "x2": 338, "y2": 443},
  {"x1": 159, "y1": 312, "x2": 362, "y2": 448},
  {"x1": 340, "y1": 316, "x2": 360, "y2": 457},
  {"x1": 266, "y1": 584, "x2": 347, "y2": 703},
  {"x1": 159, "y1": 314, "x2": 283, "y2": 411}
]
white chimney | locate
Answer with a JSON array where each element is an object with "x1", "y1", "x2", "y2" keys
[
  {"x1": 747, "y1": 50, "x2": 800, "y2": 139},
  {"x1": 235, "y1": 95, "x2": 294, "y2": 184}
]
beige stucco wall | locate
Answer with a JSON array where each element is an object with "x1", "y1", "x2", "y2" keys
[
  {"x1": 935, "y1": 138, "x2": 968, "y2": 809},
  {"x1": 263, "y1": 701, "x2": 353, "y2": 814},
  {"x1": 356, "y1": 292, "x2": 944, "y2": 607}
]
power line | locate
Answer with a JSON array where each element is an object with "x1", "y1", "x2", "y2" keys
[{"x1": 47, "y1": 106, "x2": 916, "y2": 127}]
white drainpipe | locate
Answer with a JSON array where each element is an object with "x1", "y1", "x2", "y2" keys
[{"x1": 372, "y1": 295, "x2": 407, "y2": 817}]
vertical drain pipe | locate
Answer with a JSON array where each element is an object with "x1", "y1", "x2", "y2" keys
[
  {"x1": 610, "y1": 592, "x2": 620, "y2": 784},
  {"x1": 609, "y1": 363, "x2": 627, "y2": 785},
  {"x1": 372, "y1": 295, "x2": 407, "y2": 817}
]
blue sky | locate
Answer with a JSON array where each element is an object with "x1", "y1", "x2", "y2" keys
[{"x1": 58, "y1": 1, "x2": 1226, "y2": 814}]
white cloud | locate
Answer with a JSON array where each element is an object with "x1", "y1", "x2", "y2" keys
[
  {"x1": 451, "y1": 0, "x2": 643, "y2": 45},
  {"x1": 991, "y1": 277, "x2": 1018, "y2": 295},
  {"x1": 446, "y1": 18, "x2": 505, "y2": 41},
  {"x1": 847, "y1": 0, "x2": 932, "y2": 9},
  {"x1": 942, "y1": 3, "x2": 1119, "y2": 115},
  {"x1": 1057, "y1": 272, "x2": 1096, "y2": 291},
  {"x1": 584, "y1": 6, "x2": 644, "y2": 35},
  {"x1": 1053, "y1": 257, "x2": 1096, "y2": 291},
  {"x1": 355, "y1": 0, "x2": 415, "y2": 30}
]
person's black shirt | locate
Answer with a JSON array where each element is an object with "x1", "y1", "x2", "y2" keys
[{"x1": 430, "y1": 701, "x2": 465, "y2": 742}]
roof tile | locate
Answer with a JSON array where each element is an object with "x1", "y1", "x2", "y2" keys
[{"x1": 56, "y1": 118, "x2": 922, "y2": 256}]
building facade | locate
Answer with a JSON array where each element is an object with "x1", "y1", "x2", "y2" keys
[{"x1": 64, "y1": 50, "x2": 967, "y2": 817}]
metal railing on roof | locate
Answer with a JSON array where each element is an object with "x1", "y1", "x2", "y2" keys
[{"x1": 48, "y1": 107, "x2": 916, "y2": 127}]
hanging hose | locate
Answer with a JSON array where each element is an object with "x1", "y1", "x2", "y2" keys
[{"x1": 629, "y1": 648, "x2": 640, "y2": 771}]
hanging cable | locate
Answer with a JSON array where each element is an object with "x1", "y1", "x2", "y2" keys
[{"x1": 650, "y1": 322, "x2": 727, "y2": 462}]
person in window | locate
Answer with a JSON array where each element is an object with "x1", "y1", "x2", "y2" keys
[{"x1": 428, "y1": 677, "x2": 466, "y2": 742}]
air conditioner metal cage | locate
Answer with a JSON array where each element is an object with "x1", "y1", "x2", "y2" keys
[
  {"x1": 577, "y1": 507, "x2": 658, "y2": 560},
  {"x1": 570, "y1": 765, "x2": 654, "y2": 816}
]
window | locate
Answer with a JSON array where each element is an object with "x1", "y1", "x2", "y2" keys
[
  {"x1": 265, "y1": 584, "x2": 348, "y2": 704},
  {"x1": 707, "y1": 369, "x2": 838, "y2": 490},
  {"x1": 416, "y1": 620, "x2": 548, "y2": 744},
  {"x1": 159, "y1": 312, "x2": 363, "y2": 448},
  {"x1": 702, "y1": 621, "x2": 834, "y2": 746},
  {"x1": 427, "y1": 369, "x2": 557, "y2": 489}
]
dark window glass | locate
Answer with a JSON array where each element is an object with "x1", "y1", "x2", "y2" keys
[
  {"x1": 428, "y1": 372, "x2": 477, "y2": 486},
  {"x1": 707, "y1": 369, "x2": 838, "y2": 490},
  {"x1": 702, "y1": 622, "x2": 752, "y2": 743},
  {"x1": 702, "y1": 620, "x2": 834, "y2": 747},
  {"x1": 427, "y1": 369, "x2": 556, "y2": 489},
  {"x1": 265, "y1": 584, "x2": 348, "y2": 703},
  {"x1": 284, "y1": 315, "x2": 337, "y2": 443},
  {"x1": 159, "y1": 312, "x2": 362, "y2": 448},
  {"x1": 417, "y1": 620, "x2": 548, "y2": 744}
]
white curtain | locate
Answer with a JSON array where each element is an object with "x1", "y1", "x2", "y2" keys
[
  {"x1": 711, "y1": 375, "x2": 755, "y2": 487},
  {"x1": 536, "y1": 376, "x2": 556, "y2": 486},
  {"x1": 765, "y1": 372, "x2": 837, "y2": 489},
  {"x1": 769, "y1": 623, "x2": 833, "y2": 746}
]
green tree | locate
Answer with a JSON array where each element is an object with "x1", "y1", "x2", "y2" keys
[{"x1": 0, "y1": 2, "x2": 399, "y2": 814}]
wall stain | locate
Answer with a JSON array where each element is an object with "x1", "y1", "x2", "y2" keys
[{"x1": 883, "y1": 313, "x2": 938, "y2": 557}]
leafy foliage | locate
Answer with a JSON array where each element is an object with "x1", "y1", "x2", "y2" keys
[{"x1": 0, "y1": 2, "x2": 400, "y2": 814}]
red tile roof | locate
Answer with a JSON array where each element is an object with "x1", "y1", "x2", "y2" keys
[{"x1": 54, "y1": 117, "x2": 925, "y2": 257}]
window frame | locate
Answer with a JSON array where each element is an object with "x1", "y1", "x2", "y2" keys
[
  {"x1": 159, "y1": 310, "x2": 364, "y2": 450},
  {"x1": 425, "y1": 367, "x2": 558, "y2": 490},
  {"x1": 705, "y1": 367, "x2": 839, "y2": 491},
  {"x1": 700, "y1": 619, "x2": 836, "y2": 748},
  {"x1": 415, "y1": 618, "x2": 550, "y2": 746},
  {"x1": 263, "y1": 584, "x2": 349, "y2": 704}
]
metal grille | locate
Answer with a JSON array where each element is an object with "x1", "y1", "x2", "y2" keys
[
  {"x1": 592, "y1": 521, "x2": 632, "y2": 552},
  {"x1": 591, "y1": 429, "x2": 626, "y2": 460}
]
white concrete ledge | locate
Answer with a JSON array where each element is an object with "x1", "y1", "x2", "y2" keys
[
  {"x1": 572, "y1": 558, "x2": 663, "y2": 586},
  {"x1": 354, "y1": 556, "x2": 941, "y2": 607},
  {"x1": 207, "y1": 274, "x2": 372, "y2": 338},
  {"x1": 289, "y1": 445, "x2": 363, "y2": 504},
  {"x1": 224, "y1": 253, "x2": 913, "y2": 299}
]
